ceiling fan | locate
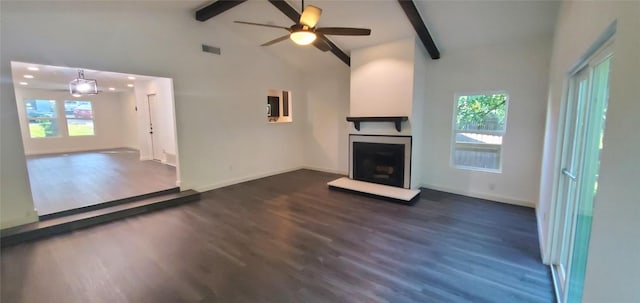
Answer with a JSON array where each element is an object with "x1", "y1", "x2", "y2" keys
[{"x1": 234, "y1": 1, "x2": 371, "y2": 51}]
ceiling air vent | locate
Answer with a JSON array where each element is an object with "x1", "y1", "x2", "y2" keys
[{"x1": 201, "y1": 44, "x2": 221, "y2": 55}]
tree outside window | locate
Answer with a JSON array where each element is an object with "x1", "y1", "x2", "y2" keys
[
  {"x1": 453, "y1": 93, "x2": 508, "y2": 171},
  {"x1": 25, "y1": 99, "x2": 59, "y2": 138}
]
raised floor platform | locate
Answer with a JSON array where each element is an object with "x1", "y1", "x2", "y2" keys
[
  {"x1": 1, "y1": 189, "x2": 200, "y2": 247},
  {"x1": 327, "y1": 177, "x2": 421, "y2": 204}
]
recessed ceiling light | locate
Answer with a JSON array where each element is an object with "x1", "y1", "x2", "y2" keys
[
  {"x1": 108, "y1": 87, "x2": 116, "y2": 91},
  {"x1": 72, "y1": 94, "x2": 82, "y2": 97},
  {"x1": 27, "y1": 66, "x2": 40, "y2": 71},
  {"x1": 127, "y1": 84, "x2": 134, "y2": 87},
  {"x1": 127, "y1": 76, "x2": 136, "y2": 80},
  {"x1": 23, "y1": 75, "x2": 34, "y2": 79},
  {"x1": 19, "y1": 82, "x2": 28, "y2": 85}
]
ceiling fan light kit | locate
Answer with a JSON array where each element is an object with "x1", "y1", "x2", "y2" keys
[
  {"x1": 69, "y1": 69, "x2": 98, "y2": 96},
  {"x1": 290, "y1": 30, "x2": 316, "y2": 45}
]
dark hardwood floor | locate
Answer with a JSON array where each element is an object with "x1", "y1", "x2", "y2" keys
[
  {"x1": 1, "y1": 170, "x2": 554, "y2": 303},
  {"x1": 26, "y1": 149, "x2": 177, "y2": 215}
]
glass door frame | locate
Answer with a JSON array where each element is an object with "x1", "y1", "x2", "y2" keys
[
  {"x1": 554, "y1": 66, "x2": 591, "y2": 294},
  {"x1": 548, "y1": 33, "x2": 614, "y2": 303}
]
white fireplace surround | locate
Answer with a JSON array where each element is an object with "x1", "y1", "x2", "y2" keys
[{"x1": 349, "y1": 135, "x2": 412, "y2": 189}]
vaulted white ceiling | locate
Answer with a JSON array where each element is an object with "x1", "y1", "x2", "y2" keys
[
  {"x1": 416, "y1": 0, "x2": 560, "y2": 51},
  {"x1": 9, "y1": 0, "x2": 560, "y2": 89},
  {"x1": 202, "y1": 0, "x2": 560, "y2": 69}
]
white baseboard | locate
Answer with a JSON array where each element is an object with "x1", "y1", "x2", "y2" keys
[
  {"x1": 160, "y1": 159, "x2": 177, "y2": 167},
  {"x1": 537, "y1": 208, "x2": 550, "y2": 264},
  {"x1": 25, "y1": 147, "x2": 139, "y2": 157},
  {"x1": 163, "y1": 152, "x2": 177, "y2": 167},
  {"x1": 190, "y1": 166, "x2": 346, "y2": 193},
  {"x1": 194, "y1": 166, "x2": 305, "y2": 193},
  {"x1": 301, "y1": 165, "x2": 348, "y2": 176},
  {"x1": 421, "y1": 184, "x2": 535, "y2": 208},
  {"x1": 1, "y1": 209, "x2": 38, "y2": 229},
  {"x1": 190, "y1": 167, "x2": 534, "y2": 208}
]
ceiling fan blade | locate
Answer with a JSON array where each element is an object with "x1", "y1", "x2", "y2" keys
[
  {"x1": 261, "y1": 34, "x2": 291, "y2": 47},
  {"x1": 299, "y1": 5, "x2": 322, "y2": 28},
  {"x1": 316, "y1": 27, "x2": 371, "y2": 36},
  {"x1": 313, "y1": 35, "x2": 332, "y2": 52},
  {"x1": 234, "y1": 21, "x2": 290, "y2": 31}
]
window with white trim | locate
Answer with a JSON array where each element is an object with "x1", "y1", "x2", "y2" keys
[
  {"x1": 64, "y1": 100, "x2": 95, "y2": 136},
  {"x1": 25, "y1": 99, "x2": 59, "y2": 138},
  {"x1": 452, "y1": 92, "x2": 508, "y2": 171}
]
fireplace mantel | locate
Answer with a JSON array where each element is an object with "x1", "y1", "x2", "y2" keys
[{"x1": 346, "y1": 116, "x2": 409, "y2": 132}]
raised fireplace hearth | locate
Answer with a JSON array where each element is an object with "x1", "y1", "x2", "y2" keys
[{"x1": 329, "y1": 135, "x2": 419, "y2": 204}]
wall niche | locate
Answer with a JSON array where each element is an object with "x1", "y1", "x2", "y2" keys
[{"x1": 267, "y1": 89, "x2": 292, "y2": 123}]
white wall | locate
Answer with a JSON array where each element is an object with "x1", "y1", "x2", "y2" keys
[
  {"x1": 14, "y1": 87, "x2": 136, "y2": 155},
  {"x1": 119, "y1": 91, "x2": 139, "y2": 150},
  {"x1": 0, "y1": 1, "x2": 307, "y2": 227},
  {"x1": 421, "y1": 35, "x2": 552, "y2": 207},
  {"x1": 303, "y1": 64, "x2": 351, "y2": 174},
  {"x1": 0, "y1": 61, "x2": 38, "y2": 228},
  {"x1": 538, "y1": 1, "x2": 640, "y2": 301},
  {"x1": 410, "y1": 40, "x2": 428, "y2": 190},
  {"x1": 350, "y1": 38, "x2": 415, "y2": 136}
]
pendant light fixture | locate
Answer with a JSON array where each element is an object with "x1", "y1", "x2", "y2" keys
[{"x1": 69, "y1": 69, "x2": 98, "y2": 96}]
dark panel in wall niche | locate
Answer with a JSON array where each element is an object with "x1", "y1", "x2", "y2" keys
[
  {"x1": 268, "y1": 96, "x2": 279, "y2": 118},
  {"x1": 267, "y1": 0, "x2": 351, "y2": 66},
  {"x1": 196, "y1": 0, "x2": 248, "y2": 22},
  {"x1": 397, "y1": 0, "x2": 440, "y2": 59},
  {"x1": 282, "y1": 91, "x2": 289, "y2": 117}
]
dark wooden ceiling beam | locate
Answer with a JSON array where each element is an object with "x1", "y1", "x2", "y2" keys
[
  {"x1": 196, "y1": 0, "x2": 248, "y2": 22},
  {"x1": 268, "y1": 0, "x2": 351, "y2": 66},
  {"x1": 397, "y1": 0, "x2": 440, "y2": 59},
  {"x1": 267, "y1": 0, "x2": 301, "y2": 23},
  {"x1": 318, "y1": 35, "x2": 350, "y2": 66}
]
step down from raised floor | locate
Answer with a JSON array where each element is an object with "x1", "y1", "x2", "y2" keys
[
  {"x1": 328, "y1": 177, "x2": 420, "y2": 205},
  {"x1": 39, "y1": 187, "x2": 181, "y2": 220},
  {"x1": 1, "y1": 189, "x2": 200, "y2": 247}
]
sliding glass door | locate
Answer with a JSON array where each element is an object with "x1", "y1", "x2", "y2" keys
[
  {"x1": 551, "y1": 42, "x2": 612, "y2": 303},
  {"x1": 556, "y1": 65, "x2": 589, "y2": 292}
]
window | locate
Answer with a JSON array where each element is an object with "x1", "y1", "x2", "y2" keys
[
  {"x1": 452, "y1": 92, "x2": 508, "y2": 171},
  {"x1": 64, "y1": 100, "x2": 94, "y2": 136},
  {"x1": 25, "y1": 99, "x2": 59, "y2": 138}
]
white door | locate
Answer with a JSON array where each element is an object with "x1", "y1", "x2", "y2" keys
[{"x1": 147, "y1": 94, "x2": 162, "y2": 161}]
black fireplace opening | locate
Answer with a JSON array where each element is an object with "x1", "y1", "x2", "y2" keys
[{"x1": 353, "y1": 142, "x2": 405, "y2": 188}]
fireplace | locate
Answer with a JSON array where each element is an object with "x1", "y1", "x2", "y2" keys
[{"x1": 349, "y1": 135, "x2": 411, "y2": 189}]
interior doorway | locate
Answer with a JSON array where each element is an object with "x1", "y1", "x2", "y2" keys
[
  {"x1": 11, "y1": 61, "x2": 180, "y2": 217},
  {"x1": 549, "y1": 37, "x2": 613, "y2": 303},
  {"x1": 147, "y1": 93, "x2": 162, "y2": 161}
]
